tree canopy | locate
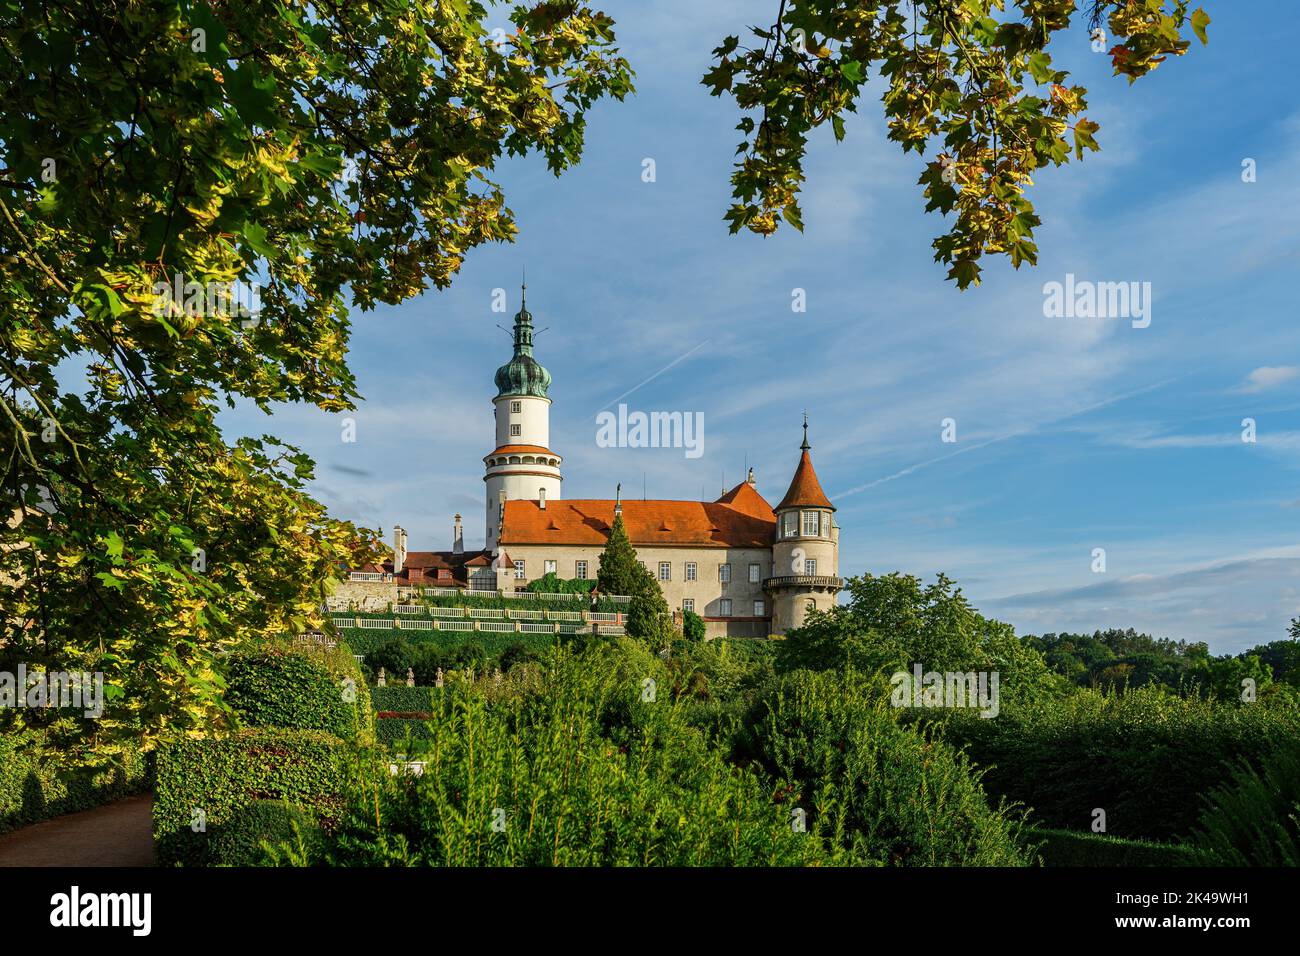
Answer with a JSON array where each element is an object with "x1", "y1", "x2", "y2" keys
[
  {"x1": 704, "y1": 0, "x2": 1211, "y2": 287},
  {"x1": 0, "y1": 0, "x2": 632, "y2": 755}
]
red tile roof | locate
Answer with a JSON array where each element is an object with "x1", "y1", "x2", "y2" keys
[
  {"x1": 500, "y1": 482, "x2": 776, "y2": 549},
  {"x1": 352, "y1": 549, "x2": 500, "y2": 587},
  {"x1": 776, "y1": 450, "x2": 834, "y2": 511}
]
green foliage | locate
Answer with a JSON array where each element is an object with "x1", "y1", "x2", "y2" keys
[
  {"x1": 375, "y1": 718, "x2": 435, "y2": 745},
  {"x1": 153, "y1": 728, "x2": 350, "y2": 866},
  {"x1": 309, "y1": 646, "x2": 821, "y2": 866},
  {"x1": 225, "y1": 644, "x2": 370, "y2": 742},
  {"x1": 1026, "y1": 628, "x2": 1291, "y2": 702},
  {"x1": 934, "y1": 686, "x2": 1300, "y2": 841},
  {"x1": 0, "y1": 729, "x2": 149, "y2": 836},
  {"x1": 1031, "y1": 828, "x2": 1204, "y2": 867},
  {"x1": 595, "y1": 515, "x2": 642, "y2": 598},
  {"x1": 207, "y1": 799, "x2": 325, "y2": 867},
  {"x1": 737, "y1": 670, "x2": 1030, "y2": 865},
  {"x1": 0, "y1": 0, "x2": 632, "y2": 755},
  {"x1": 705, "y1": 0, "x2": 1210, "y2": 287},
  {"x1": 341, "y1": 631, "x2": 556, "y2": 677},
  {"x1": 682, "y1": 609, "x2": 706, "y2": 642},
  {"x1": 370, "y1": 685, "x2": 435, "y2": 715},
  {"x1": 1193, "y1": 742, "x2": 1300, "y2": 866},
  {"x1": 777, "y1": 571, "x2": 1055, "y2": 699},
  {"x1": 523, "y1": 573, "x2": 595, "y2": 595}
]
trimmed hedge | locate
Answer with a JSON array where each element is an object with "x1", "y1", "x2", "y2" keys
[
  {"x1": 375, "y1": 718, "x2": 434, "y2": 744},
  {"x1": 208, "y1": 800, "x2": 325, "y2": 867},
  {"x1": 0, "y1": 731, "x2": 149, "y2": 836},
  {"x1": 371, "y1": 686, "x2": 435, "y2": 714},
  {"x1": 225, "y1": 646, "x2": 372, "y2": 743},
  {"x1": 934, "y1": 687, "x2": 1300, "y2": 841},
  {"x1": 153, "y1": 728, "x2": 350, "y2": 866},
  {"x1": 1031, "y1": 828, "x2": 1204, "y2": 867},
  {"x1": 339, "y1": 628, "x2": 557, "y2": 660}
]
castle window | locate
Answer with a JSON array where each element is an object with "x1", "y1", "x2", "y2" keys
[
  {"x1": 544, "y1": 559, "x2": 557, "y2": 575},
  {"x1": 514, "y1": 560, "x2": 525, "y2": 579},
  {"x1": 511, "y1": 400, "x2": 522, "y2": 414},
  {"x1": 685, "y1": 562, "x2": 697, "y2": 581},
  {"x1": 683, "y1": 598, "x2": 695, "y2": 613},
  {"x1": 783, "y1": 513, "x2": 797, "y2": 538},
  {"x1": 803, "y1": 511, "x2": 820, "y2": 536},
  {"x1": 658, "y1": 562, "x2": 671, "y2": 582},
  {"x1": 748, "y1": 563, "x2": 760, "y2": 584},
  {"x1": 805, "y1": 558, "x2": 817, "y2": 576},
  {"x1": 719, "y1": 563, "x2": 731, "y2": 583},
  {"x1": 575, "y1": 560, "x2": 588, "y2": 579},
  {"x1": 510, "y1": 424, "x2": 521, "y2": 437},
  {"x1": 753, "y1": 599, "x2": 765, "y2": 616},
  {"x1": 719, "y1": 599, "x2": 732, "y2": 617}
]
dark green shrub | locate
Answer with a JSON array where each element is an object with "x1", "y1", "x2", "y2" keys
[
  {"x1": 341, "y1": 629, "x2": 556, "y2": 666},
  {"x1": 1193, "y1": 741, "x2": 1300, "y2": 866},
  {"x1": 153, "y1": 728, "x2": 350, "y2": 866},
  {"x1": 208, "y1": 800, "x2": 325, "y2": 866},
  {"x1": 523, "y1": 572, "x2": 594, "y2": 595},
  {"x1": 375, "y1": 718, "x2": 435, "y2": 744},
  {"x1": 225, "y1": 645, "x2": 371, "y2": 742},
  {"x1": 932, "y1": 687, "x2": 1300, "y2": 840},
  {"x1": 738, "y1": 669, "x2": 1030, "y2": 865},
  {"x1": 682, "y1": 610, "x2": 706, "y2": 641},
  {"x1": 0, "y1": 730, "x2": 149, "y2": 835},
  {"x1": 1030, "y1": 828, "x2": 1204, "y2": 867},
  {"x1": 371, "y1": 686, "x2": 435, "y2": 714}
]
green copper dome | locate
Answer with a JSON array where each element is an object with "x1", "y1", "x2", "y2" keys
[{"x1": 494, "y1": 288, "x2": 551, "y2": 399}]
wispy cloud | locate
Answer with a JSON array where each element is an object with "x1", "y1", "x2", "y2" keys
[{"x1": 1233, "y1": 365, "x2": 1300, "y2": 393}]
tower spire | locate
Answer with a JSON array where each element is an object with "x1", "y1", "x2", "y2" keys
[{"x1": 801, "y1": 411, "x2": 810, "y2": 451}]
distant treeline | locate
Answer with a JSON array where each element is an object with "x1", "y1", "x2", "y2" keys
[{"x1": 1021, "y1": 627, "x2": 1300, "y2": 701}]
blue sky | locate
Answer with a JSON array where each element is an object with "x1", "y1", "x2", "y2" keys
[{"x1": 221, "y1": 1, "x2": 1300, "y2": 655}]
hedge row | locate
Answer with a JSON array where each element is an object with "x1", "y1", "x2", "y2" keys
[
  {"x1": 370, "y1": 686, "x2": 436, "y2": 714},
  {"x1": 206, "y1": 800, "x2": 325, "y2": 867},
  {"x1": 935, "y1": 687, "x2": 1300, "y2": 840},
  {"x1": 338, "y1": 628, "x2": 557, "y2": 660},
  {"x1": 153, "y1": 728, "x2": 351, "y2": 866},
  {"x1": 0, "y1": 731, "x2": 150, "y2": 836},
  {"x1": 225, "y1": 644, "x2": 373, "y2": 744},
  {"x1": 1030, "y1": 828, "x2": 1204, "y2": 867},
  {"x1": 375, "y1": 718, "x2": 434, "y2": 744}
]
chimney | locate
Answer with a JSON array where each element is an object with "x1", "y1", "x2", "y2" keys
[
  {"x1": 538, "y1": 488, "x2": 546, "y2": 510},
  {"x1": 393, "y1": 524, "x2": 407, "y2": 574},
  {"x1": 453, "y1": 514, "x2": 464, "y2": 555}
]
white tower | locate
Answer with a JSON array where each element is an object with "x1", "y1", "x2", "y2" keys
[{"x1": 483, "y1": 283, "x2": 562, "y2": 549}]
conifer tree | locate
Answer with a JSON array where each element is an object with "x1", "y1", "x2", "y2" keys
[{"x1": 596, "y1": 515, "x2": 641, "y2": 597}]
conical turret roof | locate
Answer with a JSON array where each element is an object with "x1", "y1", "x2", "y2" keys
[{"x1": 776, "y1": 421, "x2": 834, "y2": 511}]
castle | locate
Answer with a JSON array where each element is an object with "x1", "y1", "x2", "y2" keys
[{"x1": 343, "y1": 288, "x2": 842, "y2": 638}]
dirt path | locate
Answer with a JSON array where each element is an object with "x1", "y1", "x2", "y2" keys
[{"x1": 0, "y1": 793, "x2": 155, "y2": 867}]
